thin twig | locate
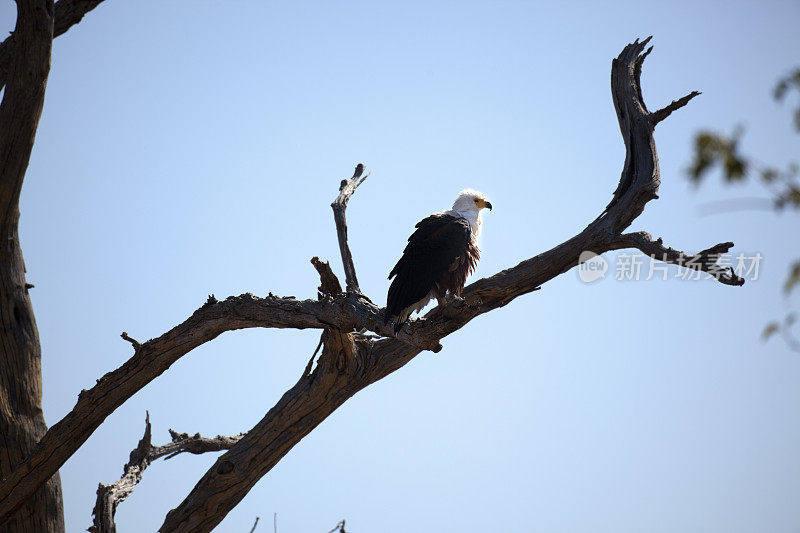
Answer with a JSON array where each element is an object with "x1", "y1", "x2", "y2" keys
[
  {"x1": 159, "y1": 430, "x2": 244, "y2": 461},
  {"x1": 302, "y1": 333, "x2": 325, "y2": 379},
  {"x1": 331, "y1": 164, "x2": 369, "y2": 294},
  {"x1": 650, "y1": 91, "x2": 701, "y2": 126},
  {"x1": 120, "y1": 331, "x2": 141, "y2": 351},
  {"x1": 249, "y1": 516, "x2": 260, "y2": 533},
  {"x1": 326, "y1": 519, "x2": 347, "y2": 533}
]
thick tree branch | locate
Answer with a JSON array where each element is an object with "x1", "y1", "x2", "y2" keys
[
  {"x1": 331, "y1": 163, "x2": 369, "y2": 294},
  {"x1": 0, "y1": 292, "x2": 383, "y2": 524},
  {"x1": 0, "y1": 0, "x2": 109, "y2": 90},
  {"x1": 52, "y1": 0, "x2": 107, "y2": 36},
  {"x1": 89, "y1": 413, "x2": 242, "y2": 533},
  {"x1": 0, "y1": 39, "x2": 745, "y2": 529},
  {"x1": 599, "y1": 37, "x2": 661, "y2": 232},
  {"x1": 161, "y1": 237, "x2": 364, "y2": 533}
]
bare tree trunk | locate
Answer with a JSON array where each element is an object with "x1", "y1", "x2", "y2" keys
[
  {"x1": 0, "y1": 1, "x2": 64, "y2": 531},
  {"x1": 0, "y1": 228, "x2": 64, "y2": 533}
]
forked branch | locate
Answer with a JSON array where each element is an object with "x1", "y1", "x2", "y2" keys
[
  {"x1": 0, "y1": 0, "x2": 111, "y2": 90},
  {"x1": 88, "y1": 413, "x2": 243, "y2": 533}
]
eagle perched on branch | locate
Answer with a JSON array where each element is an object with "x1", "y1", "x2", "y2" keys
[{"x1": 386, "y1": 189, "x2": 492, "y2": 332}]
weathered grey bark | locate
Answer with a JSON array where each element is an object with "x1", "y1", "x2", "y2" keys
[
  {"x1": 0, "y1": 1, "x2": 64, "y2": 532},
  {"x1": 89, "y1": 413, "x2": 243, "y2": 533},
  {"x1": 0, "y1": 38, "x2": 745, "y2": 530}
]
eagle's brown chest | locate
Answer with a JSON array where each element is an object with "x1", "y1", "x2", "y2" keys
[{"x1": 434, "y1": 239, "x2": 480, "y2": 298}]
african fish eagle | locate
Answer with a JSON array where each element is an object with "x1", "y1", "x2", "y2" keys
[{"x1": 386, "y1": 189, "x2": 492, "y2": 332}]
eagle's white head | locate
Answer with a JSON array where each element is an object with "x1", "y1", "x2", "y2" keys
[{"x1": 447, "y1": 189, "x2": 492, "y2": 236}]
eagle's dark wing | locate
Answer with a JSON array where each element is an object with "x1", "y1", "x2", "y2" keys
[{"x1": 387, "y1": 214, "x2": 473, "y2": 321}]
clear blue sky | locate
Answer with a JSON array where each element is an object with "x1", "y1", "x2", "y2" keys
[{"x1": 2, "y1": 1, "x2": 799, "y2": 531}]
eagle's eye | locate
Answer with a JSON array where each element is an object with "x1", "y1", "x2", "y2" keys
[{"x1": 473, "y1": 198, "x2": 479, "y2": 204}]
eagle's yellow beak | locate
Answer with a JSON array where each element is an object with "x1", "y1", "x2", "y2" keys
[{"x1": 480, "y1": 199, "x2": 493, "y2": 211}]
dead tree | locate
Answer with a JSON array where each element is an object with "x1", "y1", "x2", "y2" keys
[{"x1": 0, "y1": 1, "x2": 743, "y2": 530}]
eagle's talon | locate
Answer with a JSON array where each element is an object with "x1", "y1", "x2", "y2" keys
[{"x1": 445, "y1": 294, "x2": 465, "y2": 305}]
